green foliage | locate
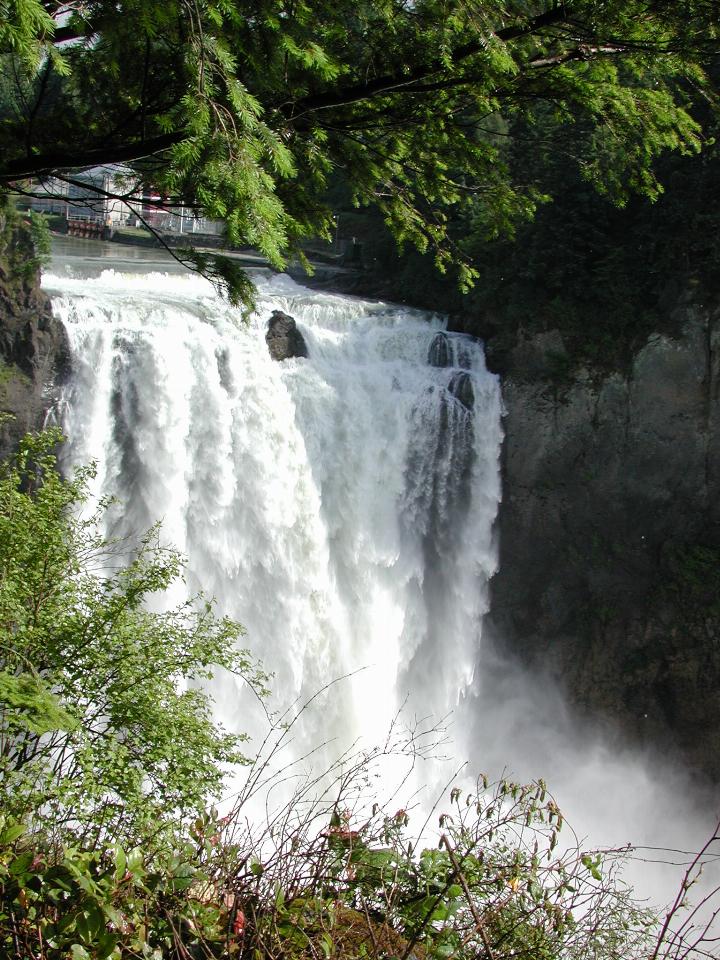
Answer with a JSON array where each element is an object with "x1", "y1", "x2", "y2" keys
[
  {"x1": 0, "y1": 808, "x2": 237, "y2": 959},
  {"x1": 26, "y1": 209, "x2": 51, "y2": 273},
  {"x1": 0, "y1": 194, "x2": 49, "y2": 285},
  {"x1": 231, "y1": 774, "x2": 656, "y2": 960},
  {"x1": 0, "y1": 670, "x2": 77, "y2": 735},
  {"x1": 331, "y1": 75, "x2": 720, "y2": 376},
  {"x1": 0, "y1": 428, "x2": 267, "y2": 845},
  {"x1": 0, "y1": 732, "x2": 704, "y2": 960},
  {"x1": 0, "y1": 429, "x2": 271, "y2": 957},
  {"x1": 1, "y1": 1, "x2": 719, "y2": 302}
]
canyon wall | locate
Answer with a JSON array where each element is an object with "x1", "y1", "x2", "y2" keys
[
  {"x1": 0, "y1": 210, "x2": 68, "y2": 458},
  {"x1": 485, "y1": 300, "x2": 720, "y2": 777}
]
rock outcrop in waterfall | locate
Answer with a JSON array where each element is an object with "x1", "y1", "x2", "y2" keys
[{"x1": 266, "y1": 309, "x2": 308, "y2": 361}]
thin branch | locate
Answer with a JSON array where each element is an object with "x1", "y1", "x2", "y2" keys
[
  {"x1": 0, "y1": 131, "x2": 187, "y2": 182},
  {"x1": 284, "y1": 5, "x2": 572, "y2": 119},
  {"x1": 440, "y1": 833, "x2": 496, "y2": 960}
]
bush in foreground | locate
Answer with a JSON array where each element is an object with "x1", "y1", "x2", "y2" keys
[{"x1": 0, "y1": 430, "x2": 717, "y2": 959}]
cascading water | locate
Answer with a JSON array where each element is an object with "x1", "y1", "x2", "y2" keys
[
  {"x1": 45, "y1": 264, "x2": 503, "y2": 775},
  {"x1": 41, "y1": 252, "x2": 720, "y2": 912}
]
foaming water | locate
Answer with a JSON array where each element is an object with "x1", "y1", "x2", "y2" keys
[
  {"x1": 45, "y1": 259, "x2": 717, "y2": 915},
  {"x1": 47, "y1": 266, "x2": 502, "y2": 767}
]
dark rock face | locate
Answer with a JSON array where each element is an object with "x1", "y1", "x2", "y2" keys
[
  {"x1": 265, "y1": 310, "x2": 308, "y2": 361},
  {"x1": 0, "y1": 217, "x2": 70, "y2": 460},
  {"x1": 428, "y1": 332, "x2": 450, "y2": 367},
  {"x1": 488, "y1": 303, "x2": 720, "y2": 779},
  {"x1": 448, "y1": 371, "x2": 474, "y2": 411}
]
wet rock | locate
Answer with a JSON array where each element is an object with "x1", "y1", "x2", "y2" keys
[
  {"x1": 428, "y1": 331, "x2": 474, "y2": 369},
  {"x1": 488, "y1": 305, "x2": 720, "y2": 779},
  {"x1": 448, "y1": 371, "x2": 474, "y2": 410},
  {"x1": 428, "y1": 332, "x2": 450, "y2": 367},
  {"x1": 266, "y1": 310, "x2": 308, "y2": 361},
  {"x1": 0, "y1": 217, "x2": 70, "y2": 460}
]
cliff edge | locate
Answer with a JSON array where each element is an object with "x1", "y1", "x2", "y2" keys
[
  {"x1": 0, "y1": 206, "x2": 69, "y2": 459},
  {"x1": 485, "y1": 299, "x2": 720, "y2": 778}
]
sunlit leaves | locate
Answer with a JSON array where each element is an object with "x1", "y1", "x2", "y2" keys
[
  {"x1": 0, "y1": 429, "x2": 267, "y2": 845},
  {"x1": 0, "y1": 0, "x2": 718, "y2": 302},
  {"x1": 0, "y1": 0, "x2": 54, "y2": 68}
]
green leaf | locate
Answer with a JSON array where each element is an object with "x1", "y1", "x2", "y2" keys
[
  {"x1": 0, "y1": 671, "x2": 77, "y2": 735},
  {"x1": 113, "y1": 846, "x2": 127, "y2": 882},
  {"x1": 0, "y1": 823, "x2": 26, "y2": 845},
  {"x1": 9, "y1": 851, "x2": 33, "y2": 876}
]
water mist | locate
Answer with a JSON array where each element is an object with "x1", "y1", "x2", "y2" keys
[{"x1": 45, "y1": 256, "x2": 717, "y2": 912}]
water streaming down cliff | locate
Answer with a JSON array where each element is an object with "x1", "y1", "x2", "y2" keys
[
  {"x1": 45, "y1": 267, "x2": 503, "y2": 769},
  {"x1": 41, "y1": 256, "x2": 720, "y2": 912}
]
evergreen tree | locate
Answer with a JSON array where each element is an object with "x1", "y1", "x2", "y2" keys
[{"x1": 1, "y1": 1, "x2": 719, "y2": 300}]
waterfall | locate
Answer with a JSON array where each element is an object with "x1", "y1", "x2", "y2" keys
[
  {"x1": 45, "y1": 265, "x2": 503, "y2": 773},
  {"x1": 42, "y1": 257, "x2": 720, "y2": 911}
]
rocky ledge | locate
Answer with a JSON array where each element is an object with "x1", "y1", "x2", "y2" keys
[
  {"x1": 0, "y1": 212, "x2": 69, "y2": 459},
  {"x1": 266, "y1": 310, "x2": 308, "y2": 361}
]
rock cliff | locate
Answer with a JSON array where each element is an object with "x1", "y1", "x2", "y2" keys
[
  {"x1": 486, "y1": 299, "x2": 720, "y2": 778},
  {"x1": 0, "y1": 208, "x2": 69, "y2": 459},
  {"x1": 266, "y1": 309, "x2": 309, "y2": 361}
]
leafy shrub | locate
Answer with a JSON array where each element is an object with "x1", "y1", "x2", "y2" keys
[
  {"x1": 0, "y1": 428, "x2": 268, "y2": 846},
  {"x1": 0, "y1": 432, "x2": 717, "y2": 959}
]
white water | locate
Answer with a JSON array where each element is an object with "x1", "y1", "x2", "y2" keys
[
  {"x1": 46, "y1": 265, "x2": 503, "y2": 769},
  {"x1": 44, "y1": 255, "x2": 719, "y2": 915}
]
